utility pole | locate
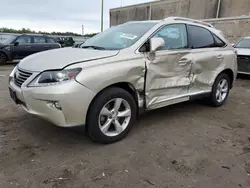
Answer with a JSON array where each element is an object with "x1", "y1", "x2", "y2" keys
[
  {"x1": 82, "y1": 25, "x2": 84, "y2": 36},
  {"x1": 149, "y1": 2, "x2": 152, "y2": 20},
  {"x1": 101, "y1": 0, "x2": 104, "y2": 32},
  {"x1": 216, "y1": 0, "x2": 221, "y2": 18}
]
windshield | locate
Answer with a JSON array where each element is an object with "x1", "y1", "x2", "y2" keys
[
  {"x1": 81, "y1": 22, "x2": 157, "y2": 50},
  {"x1": 0, "y1": 35, "x2": 16, "y2": 45},
  {"x1": 235, "y1": 38, "x2": 250, "y2": 48}
]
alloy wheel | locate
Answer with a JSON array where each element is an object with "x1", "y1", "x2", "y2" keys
[
  {"x1": 98, "y1": 98, "x2": 131, "y2": 137},
  {"x1": 216, "y1": 78, "x2": 229, "y2": 103}
]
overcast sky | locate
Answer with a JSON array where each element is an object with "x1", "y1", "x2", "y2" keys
[{"x1": 0, "y1": 0, "x2": 153, "y2": 34}]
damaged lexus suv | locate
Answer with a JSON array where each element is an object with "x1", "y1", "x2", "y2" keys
[{"x1": 9, "y1": 17, "x2": 237, "y2": 143}]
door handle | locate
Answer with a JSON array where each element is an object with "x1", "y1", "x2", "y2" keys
[
  {"x1": 217, "y1": 55, "x2": 224, "y2": 60},
  {"x1": 44, "y1": 45, "x2": 49, "y2": 48},
  {"x1": 178, "y1": 59, "x2": 190, "y2": 66},
  {"x1": 24, "y1": 45, "x2": 31, "y2": 48}
]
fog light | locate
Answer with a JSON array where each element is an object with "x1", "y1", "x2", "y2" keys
[{"x1": 54, "y1": 102, "x2": 62, "y2": 110}]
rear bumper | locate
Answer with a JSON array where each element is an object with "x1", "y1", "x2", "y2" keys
[
  {"x1": 9, "y1": 78, "x2": 96, "y2": 127},
  {"x1": 238, "y1": 71, "x2": 250, "y2": 75}
]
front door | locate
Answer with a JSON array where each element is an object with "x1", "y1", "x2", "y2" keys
[
  {"x1": 11, "y1": 36, "x2": 33, "y2": 60},
  {"x1": 145, "y1": 24, "x2": 192, "y2": 110}
]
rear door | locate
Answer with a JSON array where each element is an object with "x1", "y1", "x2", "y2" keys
[
  {"x1": 32, "y1": 36, "x2": 49, "y2": 54},
  {"x1": 187, "y1": 25, "x2": 227, "y2": 94},
  {"x1": 46, "y1": 37, "x2": 61, "y2": 49},
  {"x1": 11, "y1": 35, "x2": 33, "y2": 59}
]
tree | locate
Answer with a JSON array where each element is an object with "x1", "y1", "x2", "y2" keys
[{"x1": 0, "y1": 27, "x2": 97, "y2": 37}]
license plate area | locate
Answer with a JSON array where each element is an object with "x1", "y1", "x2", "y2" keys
[{"x1": 9, "y1": 87, "x2": 19, "y2": 104}]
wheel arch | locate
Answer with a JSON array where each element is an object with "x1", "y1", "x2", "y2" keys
[
  {"x1": 85, "y1": 82, "x2": 141, "y2": 132},
  {"x1": 218, "y1": 69, "x2": 234, "y2": 89},
  {"x1": 0, "y1": 50, "x2": 10, "y2": 60}
]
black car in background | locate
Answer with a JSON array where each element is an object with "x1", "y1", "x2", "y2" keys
[
  {"x1": 0, "y1": 34, "x2": 61, "y2": 65},
  {"x1": 54, "y1": 36, "x2": 75, "y2": 47}
]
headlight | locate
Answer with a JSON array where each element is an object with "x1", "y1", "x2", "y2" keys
[{"x1": 28, "y1": 68, "x2": 82, "y2": 87}]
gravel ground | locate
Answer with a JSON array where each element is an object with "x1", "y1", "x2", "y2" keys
[{"x1": 0, "y1": 65, "x2": 250, "y2": 188}]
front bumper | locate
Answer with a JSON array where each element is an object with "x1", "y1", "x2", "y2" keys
[{"x1": 9, "y1": 78, "x2": 96, "y2": 127}]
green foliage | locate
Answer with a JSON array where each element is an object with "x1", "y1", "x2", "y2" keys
[
  {"x1": 0, "y1": 27, "x2": 98, "y2": 37},
  {"x1": 84, "y1": 33, "x2": 98, "y2": 37}
]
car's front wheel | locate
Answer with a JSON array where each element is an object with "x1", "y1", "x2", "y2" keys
[
  {"x1": 87, "y1": 87, "x2": 137, "y2": 144},
  {"x1": 0, "y1": 52, "x2": 7, "y2": 65}
]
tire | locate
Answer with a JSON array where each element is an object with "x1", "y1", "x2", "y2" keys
[
  {"x1": 0, "y1": 52, "x2": 7, "y2": 65},
  {"x1": 209, "y1": 73, "x2": 230, "y2": 107},
  {"x1": 87, "y1": 87, "x2": 137, "y2": 144}
]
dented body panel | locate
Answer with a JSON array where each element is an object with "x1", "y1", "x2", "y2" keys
[
  {"x1": 70, "y1": 51, "x2": 146, "y2": 94},
  {"x1": 144, "y1": 46, "x2": 237, "y2": 109},
  {"x1": 189, "y1": 47, "x2": 237, "y2": 93},
  {"x1": 145, "y1": 50, "x2": 192, "y2": 109}
]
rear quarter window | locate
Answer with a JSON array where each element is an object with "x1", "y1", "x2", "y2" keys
[
  {"x1": 188, "y1": 25, "x2": 215, "y2": 49},
  {"x1": 213, "y1": 35, "x2": 226, "y2": 47}
]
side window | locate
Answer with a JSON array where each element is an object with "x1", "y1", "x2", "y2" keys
[
  {"x1": 15, "y1": 36, "x2": 32, "y2": 44},
  {"x1": 214, "y1": 35, "x2": 226, "y2": 47},
  {"x1": 47, "y1": 38, "x2": 57, "y2": 44},
  {"x1": 152, "y1": 24, "x2": 188, "y2": 50},
  {"x1": 34, "y1": 36, "x2": 46, "y2": 44},
  {"x1": 188, "y1": 25, "x2": 215, "y2": 49}
]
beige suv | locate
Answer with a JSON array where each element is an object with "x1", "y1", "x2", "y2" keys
[{"x1": 9, "y1": 17, "x2": 237, "y2": 143}]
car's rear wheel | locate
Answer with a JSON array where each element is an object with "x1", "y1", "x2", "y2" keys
[
  {"x1": 209, "y1": 73, "x2": 230, "y2": 107},
  {"x1": 0, "y1": 52, "x2": 7, "y2": 65},
  {"x1": 87, "y1": 87, "x2": 137, "y2": 144}
]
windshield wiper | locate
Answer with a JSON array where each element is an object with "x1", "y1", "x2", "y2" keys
[{"x1": 82, "y1": 45, "x2": 106, "y2": 50}]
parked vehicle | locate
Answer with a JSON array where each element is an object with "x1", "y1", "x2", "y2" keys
[
  {"x1": 0, "y1": 34, "x2": 61, "y2": 65},
  {"x1": 9, "y1": 17, "x2": 237, "y2": 143},
  {"x1": 233, "y1": 37, "x2": 250, "y2": 74},
  {"x1": 54, "y1": 36, "x2": 75, "y2": 47},
  {"x1": 73, "y1": 42, "x2": 84, "y2": 48}
]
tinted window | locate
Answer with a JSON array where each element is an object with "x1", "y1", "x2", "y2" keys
[
  {"x1": 188, "y1": 25, "x2": 215, "y2": 49},
  {"x1": 47, "y1": 38, "x2": 57, "y2": 43},
  {"x1": 214, "y1": 35, "x2": 225, "y2": 47},
  {"x1": 152, "y1": 24, "x2": 188, "y2": 50},
  {"x1": 82, "y1": 22, "x2": 157, "y2": 50},
  {"x1": 0, "y1": 35, "x2": 16, "y2": 44},
  {"x1": 34, "y1": 36, "x2": 46, "y2": 44},
  {"x1": 235, "y1": 38, "x2": 250, "y2": 49},
  {"x1": 15, "y1": 36, "x2": 32, "y2": 44}
]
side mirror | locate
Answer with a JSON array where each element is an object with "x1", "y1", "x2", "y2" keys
[
  {"x1": 14, "y1": 42, "x2": 19, "y2": 46},
  {"x1": 231, "y1": 43, "x2": 235, "y2": 47},
  {"x1": 150, "y1": 37, "x2": 165, "y2": 52}
]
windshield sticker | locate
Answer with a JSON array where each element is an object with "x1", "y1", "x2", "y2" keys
[{"x1": 120, "y1": 33, "x2": 138, "y2": 40}]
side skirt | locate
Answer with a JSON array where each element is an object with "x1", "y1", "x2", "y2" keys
[{"x1": 146, "y1": 90, "x2": 211, "y2": 111}]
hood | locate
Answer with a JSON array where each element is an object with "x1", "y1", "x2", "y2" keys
[
  {"x1": 18, "y1": 47, "x2": 119, "y2": 72},
  {"x1": 0, "y1": 43, "x2": 6, "y2": 48},
  {"x1": 236, "y1": 48, "x2": 250, "y2": 56}
]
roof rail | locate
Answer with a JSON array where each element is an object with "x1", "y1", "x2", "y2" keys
[{"x1": 165, "y1": 17, "x2": 214, "y2": 28}]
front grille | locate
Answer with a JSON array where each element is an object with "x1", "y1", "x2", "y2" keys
[
  {"x1": 237, "y1": 55, "x2": 250, "y2": 73},
  {"x1": 14, "y1": 68, "x2": 33, "y2": 87}
]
